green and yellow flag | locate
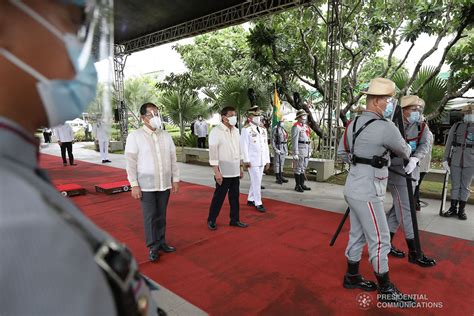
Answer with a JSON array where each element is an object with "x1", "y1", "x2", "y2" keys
[{"x1": 272, "y1": 86, "x2": 282, "y2": 128}]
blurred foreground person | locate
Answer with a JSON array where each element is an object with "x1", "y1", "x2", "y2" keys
[{"x1": 0, "y1": 1, "x2": 159, "y2": 315}]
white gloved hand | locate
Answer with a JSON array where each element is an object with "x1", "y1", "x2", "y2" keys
[
  {"x1": 293, "y1": 155, "x2": 299, "y2": 160},
  {"x1": 442, "y1": 161, "x2": 450, "y2": 173},
  {"x1": 404, "y1": 157, "x2": 419, "y2": 174},
  {"x1": 274, "y1": 149, "x2": 281, "y2": 155}
]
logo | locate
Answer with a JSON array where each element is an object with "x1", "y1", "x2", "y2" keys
[{"x1": 356, "y1": 292, "x2": 374, "y2": 310}]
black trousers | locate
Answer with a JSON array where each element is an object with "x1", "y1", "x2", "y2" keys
[
  {"x1": 197, "y1": 137, "x2": 206, "y2": 148},
  {"x1": 140, "y1": 190, "x2": 171, "y2": 251},
  {"x1": 208, "y1": 176, "x2": 240, "y2": 223},
  {"x1": 414, "y1": 172, "x2": 427, "y2": 205},
  {"x1": 60, "y1": 142, "x2": 74, "y2": 164},
  {"x1": 43, "y1": 132, "x2": 51, "y2": 143}
]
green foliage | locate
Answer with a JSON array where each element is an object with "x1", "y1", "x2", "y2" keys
[{"x1": 172, "y1": 133, "x2": 198, "y2": 147}]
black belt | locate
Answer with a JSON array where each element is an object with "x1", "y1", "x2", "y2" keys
[
  {"x1": 453, "y1": 142, "x2": 473, "y2": 148},
  {"x1": 298, "y1": 141, "x2": 310, "y2": 144},
  {"x1": 352, "y1": 155, "x2": 388, "y2": 169}
]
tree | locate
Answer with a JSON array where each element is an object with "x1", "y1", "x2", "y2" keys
[
  {"x1": 159, "y1": 91, "x2": 205, "y2": 137},
  {"x1": 174, "y1": 26, "x2": 274, "y2": 117},
  {"x1": 248, "y1": 0, "x2": 474, "y2": 134}
]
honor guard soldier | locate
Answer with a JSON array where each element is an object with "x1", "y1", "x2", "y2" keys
[
  {"x1": 386, "y1": 96, "x2": 436, "y2": 267},
  {"x1": 241, "y1": 106, "x2": 271, "y2": 212},
  {"x1": 272, "y1": 117, "x2": 289, "y2": 184},
  {"x1": 442, "y1": 103, "x2": 474, "y2": 220},
  {"x1": 291, "y1": 109, "x2": 312, "y2": 192},
  {"x1": 337, "y1": 78, "x2": 414, "y2": 306},
  {"x1": 0, "y1": 1, "x2": 158, "y2": 315}
]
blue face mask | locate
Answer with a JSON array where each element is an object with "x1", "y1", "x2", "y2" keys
[
  {"x1": 408, "y1": 111, "x2": 421, "y2": 124},
  {"x1": 383, "y1": 100, "x2": 394, "y2": 118},
  {"x1": 408, "y1": 140, "x2": 417, "y2": 153},
  {"x1": 0, "y1": 2, "x2": 98, "y2": 127}
]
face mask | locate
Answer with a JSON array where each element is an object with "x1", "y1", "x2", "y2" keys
[
  {"x1": 252, "y1": 117, "x2": 261, "y2": 125},
  {"x1": 300, "y1": 116, "x2": 307, "y2": 123},
  {"x1": 408, "y1": 111, "x2": 421, "y2": 124},
  {"x1": 464, "y1": 114, "x2": 474, "y2": 123},
  {"x1": 383, "y1": 100, "x2": 394, "y2": 118},
  {"x1": 149, "y1": 116, "x2": 162, "y2": 130},
  {"x1": 228, "y1": 116, "x2": 237, "y2": 126},
  {"x1": 198, "y1": 117, "x2": 203, "y2": 121},
  {"x1": 0, "y1": 2, "x2": 98, "y2": 127}
]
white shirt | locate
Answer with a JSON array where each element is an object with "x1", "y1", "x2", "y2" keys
[
  {"x1": 125, "y1": 126, "x2": 180, "y2": 191},
  {"x1": 53, "y1": 124, "x2": 74, "y2": 142},
  {"x1": 209, "y1": 122, "x2": 241, "y2": 177},
  {"x1": 93, "y1": 122, "x2": 109, "y2": 141},
  {"x1": 240, "y1": 123, "x2": 270, "y2": 167},
  {"x1": 194, "y1": 120, "x2": 208, "y2": 138}
]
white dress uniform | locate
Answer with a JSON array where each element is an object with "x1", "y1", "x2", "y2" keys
[
  {"x1": 93, "y1": 122, "x2": 110, "y2": 161},
  {"x1": 240, "y1": 123, "x2": 270, "y2": 207}
]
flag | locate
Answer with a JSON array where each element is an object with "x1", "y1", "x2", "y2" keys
[{"x1": 272, "y1": 86, "x2": 282, "y2": 128}]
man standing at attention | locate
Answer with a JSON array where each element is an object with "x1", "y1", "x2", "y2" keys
[
  {"x1": 207, "y1": 106, "x2": 248, "y2": 230},
  {"x1": 54, "y1": 122, "x2": 76, "y2": 166},
  {"x1": 125, "y1": 103, "x2": 180, "y2": 262},
  {"x1": 194, "y1": 115, "x2": 209, "y2": 148},
  {"x1": 93, "y1": 117, "x2": 111, "y2": 163},
  {"x1": 241, "y1": 106, "x2": 270, "y2": 212}
]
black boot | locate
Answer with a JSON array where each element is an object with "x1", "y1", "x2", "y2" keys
[
  {"x1": 280, "y1": 173, "x2": 289, "y2": 183},
  {"x1": 300, "y1": 174, "x2": 311, "y2": 191},
  {"x1": 375, "y1": 272, "x2": 415, "y2": 307},
  {"x1": 406, "y1": 239, "x2": 436, "y2": 267},
  {"x1": 342, "y1": 261, "x2": 377, "y2": 292},
  {"x1": 275, "y1": 173, "x2": 283, "y2": 184},
  {"x1": 458, "y1": 201, "x2": 467, "y2": 220},
  {"x1": 442, "y1": 200, "x2": 458, "y2": 217},
  {"x1": 294, "y1": 174, "x2": 304, "y2": 192},
  {"x1": 389, "y1": 232, "x2": 405, "y2": 258}
]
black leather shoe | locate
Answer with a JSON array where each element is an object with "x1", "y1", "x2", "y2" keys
[
  {"x1": 149, "y1": 250, "x2": 160, "y2": 262},
  {"x1": 275, "y1": 177, "x2": 283, "y2": 184},
  {"x1": 261, "y1": 186, "x2": 265, "y2": 190},
  {"x1": 458, "y1": 210, "x2": 467, "y2": 220},
  {"x1": 102, "y1": 160, "x2": 107, "y2": 163},
  {"x1": 343, "y1": 274, "x2": 377, "y2": 292},
  {"x1": 408, "y1": 252, "x2": 436, "y2": 267},
  {"x1": 301, "y1": 184, "x2": 311, "y2": 191},
  {"x1": 295, "y1": 185, "x2": 304, "y2": 193},
  {"x1": 70, "y1": 163, "x2": 77, "y2": 166},
  {"x1": 247, "y1": 201, "x2": 255, "y2": 207},
  {"x1": 229, "y1": 221, "x2": 248, "y2": 228},
  {"x1": 389, "y1": 246, "x2": 405, "y2": 258},
  {"x1": 256, "y1": 205, "x2": 266, "y2": 213},
  {"x1": 159, "y1": 243, "x2": 176, "y2": 253},
  {"x1": 207, "y1": 220, "x2": 217, "y2": 230},
  {"x1": 281, "y1": 176, "x2": 289, "y2": 183},
  {"x1": 104, "y1": 159, "x2": 112, "y2": 163},
  {"x1": 442, "y1": 207, "x2": 457, "y2": 217},
  {"x1": 375, "y1": 272, "x2": 416, "y2": 307}
]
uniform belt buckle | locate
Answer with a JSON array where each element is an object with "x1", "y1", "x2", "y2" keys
[{"x1": 94, "y1": 240, "x2": 136, "y2": 292}]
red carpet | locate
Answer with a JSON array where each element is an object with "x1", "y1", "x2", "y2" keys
[{"x1": 40, "y1": 154, "x2": 474, "y2": 315}]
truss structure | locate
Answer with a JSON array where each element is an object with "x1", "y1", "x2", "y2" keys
[
  {"x1": 113, "y1": 44, "x2": 129, "y2": 147},
  {"x1": 121, "y1": 0, "x2": 314, "y2": 54},
  {"x1": 321, "y1": 0, "x2": 342, "y2": 161}
]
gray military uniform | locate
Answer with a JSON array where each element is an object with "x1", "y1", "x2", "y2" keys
[
  {"x1": 337, "y1": 111, "x2": 411, "y2": 274},
  {"x1": 272, "y1": 123, "x2": 289, "y2": 173},
  {"x1": 444, "y1": 122, "x2": 474, "y2": 202},
  {"x1": 0, "y1": 117, "x2": 156, "y2": 316},
  {"x1": 291, "y1": 122, "x2": 312, "y2": 174},
  {"x1": 387, "y1": 121, "x2": 432, "y2": 238}
]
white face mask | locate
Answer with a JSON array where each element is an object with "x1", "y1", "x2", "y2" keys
[
  {"x1": 227, "y1": 116, "x2": 237, "y2": 126},
  {"x1": 464, "y1": 113, "x2": 474, "y2": 123},
  {"x1": 149, "y1": 116, "x2": 162, "y2": 130},
  {"x1": 252, "y1": 116, "x2": 261, "y2": 125}
]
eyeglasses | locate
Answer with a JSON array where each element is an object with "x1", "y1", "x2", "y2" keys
[{"x1": 144, "y1": 112, "x2": 159, "y2": 119}]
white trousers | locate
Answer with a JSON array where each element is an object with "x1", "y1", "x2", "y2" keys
[
  {"x1": 247, "y1": 166, "x2": 264, "y2": 206},
  {"x1": 98, "y1": 140, "x2": 109, "y2": 160}
]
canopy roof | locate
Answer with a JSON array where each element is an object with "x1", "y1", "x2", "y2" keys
[{"x1": 115, "y1": 0, "x2": 313, "y2": 54}]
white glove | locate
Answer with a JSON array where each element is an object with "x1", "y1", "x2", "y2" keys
[
  {"x1": 274, "y1": 149, "x2": 281, "y2": 155},
  {"x1": 442, "y1": 161, "x2": 450, "y2": 173},
  {"x1": 404, "y1": 157, "x2": 419, "y2": 174},
  {"x1": 293, "y1": 155, "x2": 299, "y2": 160}
]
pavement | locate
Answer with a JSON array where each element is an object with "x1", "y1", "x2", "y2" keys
[{"x1": 40, "y1": 142, "x2": 474, "y2": 314}]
